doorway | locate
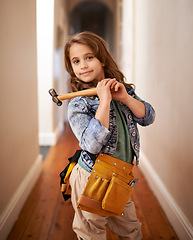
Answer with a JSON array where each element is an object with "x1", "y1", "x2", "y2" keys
[{"x1": 69, "y1": 1, "x2": 115, "y2": 56}]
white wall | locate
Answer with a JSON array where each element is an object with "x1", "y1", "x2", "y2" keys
[
  {"x1": 128, "y1": 0, "x2": 193, "y2": 239},
  {"x1": 0, "y1": 1, "x2": 42, "y2": 239},
  {"x1": 37, "y1": 0, "x2": 56, "y2": 145},
  {"x1": 37, "y1": 0, "x2": 68, "y2": 146}
]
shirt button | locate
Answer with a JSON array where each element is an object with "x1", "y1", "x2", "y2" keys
[
  {"x1": 132, "y1": 131, "x2": 136, "y2": 137},
  {"x1": 128, "y1": 114, "x2": 132, "y2": 120},
  {"x1": 134, "y1": 144, "x2": 138, "y2": 150}
]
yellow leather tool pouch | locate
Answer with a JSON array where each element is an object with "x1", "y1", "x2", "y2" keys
[
  {"x1": 77, "y1": 153, "x2": 135, "y2": 216},
  {"x1": 102, "y1": 176, "x2": 134, "y2": 215}
]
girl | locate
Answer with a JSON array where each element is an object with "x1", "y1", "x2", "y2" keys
[{"x1": 65, "y1": 31, "x2": 155, "y2": 240}]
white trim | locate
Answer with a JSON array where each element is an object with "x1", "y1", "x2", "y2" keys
[
  {"x1": 140, "y1": 151, "x2": 193, "y2": 240},
  {"x1": 39, "y1": 124, "x2": 64, "y2": 146},
  {"x1": 0, "y1": 154, "x2": 43, "y2": 240}
]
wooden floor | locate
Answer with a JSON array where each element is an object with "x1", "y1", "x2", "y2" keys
[{"x1": 7, "y1": 124, "x2": 179, "y2": 240}]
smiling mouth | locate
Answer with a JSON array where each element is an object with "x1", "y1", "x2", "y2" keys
[{"x1": 80, "y1": 70, "x2": 93, "y2": 75}]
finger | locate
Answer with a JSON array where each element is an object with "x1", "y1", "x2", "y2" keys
[
  {"x1": 114, "y1": 82, "x2": 121, "y2": 92},
  {"x1": 110, "y1": 80, "x2": 119, "y2": 90},
  {"x1": 107, "y1": 79, "x2": 121, "y2": 92},
  {"x1": 105, "y1": 78, "x2": 117, "y2": 88},
  {"x1": 99, "y1": 79, "x2": 110, "y2": 86}
]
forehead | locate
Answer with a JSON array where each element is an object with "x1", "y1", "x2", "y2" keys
[{"x1": 69, "y1": 43, "x2": 93, "y2": 59}]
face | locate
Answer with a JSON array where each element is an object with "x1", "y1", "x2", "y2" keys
[{"x1": 69, "y1": 43, "x2": 105, "y2": 83}]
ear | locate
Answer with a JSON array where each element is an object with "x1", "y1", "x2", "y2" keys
[{"x1": 101, "y1": 63, "x2": 105, "y2": 67}]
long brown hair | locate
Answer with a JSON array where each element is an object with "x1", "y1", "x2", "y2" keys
[{"x1": 64, "y1": 31, "x2": 133, "y2": 92}]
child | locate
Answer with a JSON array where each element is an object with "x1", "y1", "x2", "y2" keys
[{"x1": 64, "y1": 31, "x2": 155, "y2": 240}]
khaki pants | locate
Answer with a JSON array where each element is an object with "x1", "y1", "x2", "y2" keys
[{"x1": 69, "y1": 164, "x2": 142, "y2": 240}]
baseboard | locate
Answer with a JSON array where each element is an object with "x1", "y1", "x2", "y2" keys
[
  {"x1": 0, "y1": 154, "x2": 43, "y2": 240},
  {"x1": 140, "y1": 151, "x2": 193, "y2": 240},
  {"x1": 39, "y1": 123, "x2": 64, "y2": 146}
]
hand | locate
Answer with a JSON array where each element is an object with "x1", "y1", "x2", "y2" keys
[
  {"x1": 110, "y1": 79, "x2": 146, "y2": 118},
  {"x1": 96, "y1": 79, "x2": 113, "y2": 103},
  {"x1": 109, "y1": 79, "x2": 129, "y2": 103}
]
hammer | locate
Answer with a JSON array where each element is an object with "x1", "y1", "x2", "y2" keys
[{"x1": 48, "y1": 88, "x2": 97, "y2": 106}]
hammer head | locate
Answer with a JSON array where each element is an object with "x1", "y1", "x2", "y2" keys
[{"x1": 48, "y1": 88, "x2": 62, "y2": 106}]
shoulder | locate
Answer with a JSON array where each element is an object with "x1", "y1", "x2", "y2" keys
[
  {"x1": 68, "y1": 96, "x2": 88, "y2": 106},
  {"x1": 68, "y1": 96, "x2": 99, "y2": 114},
  {"x1": 68, "y1": 96, "x2": 89, "y2": 112}
]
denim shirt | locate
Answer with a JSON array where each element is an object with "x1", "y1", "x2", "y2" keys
[{"x1": 67, "y1": 86, "x2": 155, "y2": 169}]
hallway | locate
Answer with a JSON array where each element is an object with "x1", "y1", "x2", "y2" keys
[
  {"x1": 7, "y1": 124, "x2": 178, "y2": 240},
  {"x1": 1, "y1": 1, "x2": 193, "y2": 239}
]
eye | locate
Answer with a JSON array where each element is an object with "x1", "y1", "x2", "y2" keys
[
  {"x1": 72, "y1": 59, "x2": 79, "y2": 64},
  {"x1": 86, "y1": 56, "x2": 94, "y2": 60}
]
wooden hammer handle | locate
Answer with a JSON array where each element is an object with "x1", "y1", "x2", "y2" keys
[{"x1": 57, "y1": 88, "x2": 97, "y2": 101}]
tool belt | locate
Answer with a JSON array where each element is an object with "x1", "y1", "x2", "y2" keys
[
  {"x1": 77, "y1": 153, "x2": 135, "y2": 216},
  {"x1": 60, "y1": 150, "x2": 82, "y2": 201},
  {"x1": 60, "y1": 150, "x2": 97, "y2": 201}
]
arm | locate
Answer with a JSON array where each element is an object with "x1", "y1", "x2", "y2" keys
[
  {"x1": 95, "y1": 79, "x2": 113, "y2": 129},
  {"x1": 67, "y1": 97, "x2": 111, "y2": 154},
  {"x1": 121, "y1": 94, "x2": 146, "y2": 119},
  {"x1": 108, "y1": 79, "x2": 145, "y2": 118},
  {"x1": 109, "y1": 79, "x2": 155, "y2": 126}
]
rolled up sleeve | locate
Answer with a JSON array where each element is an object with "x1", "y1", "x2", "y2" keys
[
  {"x1": 80, "y1": 118, "x2": 111, "y2": 154},
  {"x1": 127, "y1": 86, "x2": 155, "y2": 126},
  {"x1": 68, "y1": 97, "x2": 111, "y2": 154},
  {"x1": 132, "y1": 100, "x2": 155, "y2": 126}
]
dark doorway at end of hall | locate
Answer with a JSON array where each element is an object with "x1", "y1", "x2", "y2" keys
[{"x1": 69, "y1": 1, "x2": 114, "y2": 55}]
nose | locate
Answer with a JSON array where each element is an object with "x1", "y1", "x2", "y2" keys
[{"x1": 80, "y1": 60, "x2": 88, "y2": 69}]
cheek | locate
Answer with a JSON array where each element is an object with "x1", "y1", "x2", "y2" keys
[
  {"x1": 96, "y1": 64, "x2": 104, "y2": 74},
  {"x1": 71, "y1": 69, "x2": 76, "y2": 77},
  {"x1": 71, "y1": 65, "x2": 78, "y2": 76}
]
